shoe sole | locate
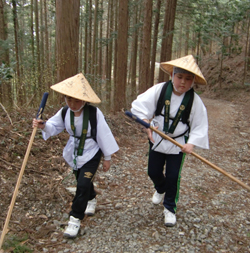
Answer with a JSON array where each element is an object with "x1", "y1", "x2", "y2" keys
[
  {"x1": 85, "y1": 212, "x2": 95, "y2": 216},
  {"x1": 152, "y1": 200, "x2": 161, "y2": 205},
  {"x1": 63, "y1": 229, "x2": 80, "y2": 239},
  {"x1": 164, "y1": 222, "x2": 176, "y2": 227},
  {"x1": 63, "y1": 233, "x2": 78, "y2": 239}
]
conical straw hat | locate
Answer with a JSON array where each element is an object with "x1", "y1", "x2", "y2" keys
[
  {"x1": 50, "y1": 73, "x2": 101, "y2": 104},
  {"x1": 160, "y1": 55, "x2": 207, "y2": 85}
]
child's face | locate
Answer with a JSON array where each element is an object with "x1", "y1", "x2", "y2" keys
[
  {"x1": 65, "y1": 96, "x2": 86, "y2": 112},
  {"x1": 173, "y1": 73, "x2": 194, "y2": 95}
]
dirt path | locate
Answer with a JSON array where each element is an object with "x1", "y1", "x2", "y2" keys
[{"x1": 0, "y1": 97, "x2": 250, "y2": 252}]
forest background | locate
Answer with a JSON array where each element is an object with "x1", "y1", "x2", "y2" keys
[
  {"x1": 0, "y1": 0, "x2": 250, "y2": 113},
  {"x1": 0, "y1": 1, "x2": 250, "y2": 252}
]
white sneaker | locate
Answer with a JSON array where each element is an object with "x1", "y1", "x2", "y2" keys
[
  {"x1": 85, "y1": 198, "x2": 97, "y2": 216},
  {"x1": 152, "y1": 191, "x2": 164, "y2": 204},
  {"x1": 63, "y1": 216, "x2": 81, "y2": 238},
  {"x1": 164, "y1": 208, "x2": 176, "y2": 227}
]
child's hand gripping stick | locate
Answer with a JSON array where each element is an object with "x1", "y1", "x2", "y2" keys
[{"x1": 124, "y1": 110, "x2": 250, "y2": 192}]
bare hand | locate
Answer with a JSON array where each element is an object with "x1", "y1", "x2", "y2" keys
[
  {"x1": 103, "y1": 160, "x2": 111, "y2": 172},
  {"x1": 32, "y1": 118, "x2": 45, "y2": 129},
  {"x1": 145, "y1": 127, "x2": 155, "y2": 143},
  {"x1": 142, "y1": 119, "x2": 158, "y2": 143},
  {"x1": 181, "y1": 143, "x2": 194, "y2": 154}
]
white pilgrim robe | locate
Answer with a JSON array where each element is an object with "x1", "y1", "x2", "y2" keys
[
  {"x1": 131, "y1": 82, "x2": 209, "y2": 154},
  {"x1": 41, "y1": 107, "x2": 119, "y2": 169}
]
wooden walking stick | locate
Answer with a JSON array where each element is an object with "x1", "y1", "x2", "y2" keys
[
  {"x1": 0, "y1": 92, "x2": 49, "y2": 249},
  {"x1": 125, "y1": 111, "x2": 250, "y2": 192}
]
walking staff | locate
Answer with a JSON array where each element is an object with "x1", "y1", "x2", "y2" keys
[
  {"x1": 0, "y1": 93, "x2": 49, "y2": 249},
  {"x1": 125, "y1": 111, "x2": 250, "y2": 192},
  {"x1": 127, "y1": 55, "x2": 249, "y2": 228}
]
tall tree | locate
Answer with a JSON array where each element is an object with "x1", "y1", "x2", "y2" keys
[
  {"x1": 128, "y1": 1, "x2": 140, "y2": 101},
  {"x1": 158, "y1": 0, "x2": 177, "y2": 83},
  {"x1": 34, "y1": 0, "x2": 41, "y2": 92},
  {"x1": 105, "y1": 0, "x2": 114, "y2": 108},
  {"x1": 92, "y1": 0, "x2": 99, "y2": 88},
  {"x1": 12, "y1": 0, "x2": 24, "y2": 103},
  {"x1": 44, "y1": 0, "x2": 51, "y2": 88},
  {"x1": 0, "y1": 0, "x2": 8, "y2": 65},
  {"x1": 149, "y1": 0, "x2": 162, "y2": 86},
  {"x1": 30, "y1": 0, "x2": 35, "y2": 72},
  {"x1": 83, "y1": 0, "x2": 89, "y2": 74},
  {"x1": 40, "y1": 0, "x2": 44, "y2": 79},
  {"x1": 98, "y1": 0, "x2": 103, "y2": 79},
  {"x1": 0, "y1": 0, "x2": 12, "y2": 106},
  {"x1": 56, "y1": 0, "x2": 80, "y2": 82},
  {"x1": 138, "y1": 0, "x2": 153, "y2": 93},
  {"x1": 114, "y1": 0, "x2": 128, "y2": 112},
  {"x1": 112, "y1": 0, "x2": 118, "y2": 104},
  {"x1": 87, "y1": 0, "x2": 92, "y2": 76}
]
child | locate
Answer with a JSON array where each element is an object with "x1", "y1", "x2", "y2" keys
[
  {"x1": 33, "y1": 73, "x2": 119, "y2": 238},
  {"x1": 130, "y1": 55, "x2": 209, "y2": 227}
]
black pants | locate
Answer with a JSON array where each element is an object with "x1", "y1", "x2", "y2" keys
[
  {"x1": 148, "y1": 142, "x2": 186, "y2": 214},
  {"x1": 70, "y1": 149, "x2": 102, "y2": 220}
]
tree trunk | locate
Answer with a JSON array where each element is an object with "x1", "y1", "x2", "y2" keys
[
  {"x1": 139, "y1": 0, "x2": 152, "y2": 93},
  {"x1": 34, "y1": 0, "x2": 41, "y2": 94},
  {"x1": 12, "y1": 0, "x2": 23, "y2": 104},
  {"x1": 44, "y1": 0, "x2": 51, "y2": 88},
  {"x1": 196, "y1": 31, "x2": 201, "y2": 64},
  {"x1": 112, "y1": 0, "x2": 118, "y2": 109},
  {"x1": 105, "y1": 0, "x2": 114, "y2": 109},
  {"x1": 40, "y1": 0, "x2": 44, "y2": 86},
  {"x1": 84, "y1": 0, "x2": 89, "y2": 74},
  {"x1": 98, "y1": 0, "x2": 103, "y2": 79},
  {"x1": 243, "y1": 16, "x2": 250, "y2": 85},
  {"x1": 149, "y1": 0, "x2": 161, "y2": 86},
  {"x1": 129, "y1": 2, "x2": 139, "y2": 101},
  {"x1": 55, "y1": 0, "x2": 80, "y2": 82},
  {"x1": 30, "y1": 0, "x2": 35, "y2": 72},
  {"x1": 178, "y1": 19, "x2": 183, "y2": 58},
  {"x1": 0, "y1": 0, "x2": 11, "y2": 106},
  {"x1": 79, "y1": 20, "x2": 83, "y2": 72},
  {"x1": 114, "y1": 0, "x2": 128, "y2": 112},
  {"x1": 88, "y1": 0, "x2": 92, "y2": 77},
  {"x1": 92, "y1": 0, "x2": 98, "y2": 89},
  {"x1": 0, "y1": 0, "x2": 8, "y2": 64},
  {"x1": 184, "y1": 19, "x2": 189, "y2": 55},
  {"x1": 158, "y1": 0, "x2": 177, "y2": 83}
]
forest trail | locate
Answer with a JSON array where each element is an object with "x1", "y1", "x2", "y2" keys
[{"x1": 0, "y1": 96, "x2": 250, "y2": 252}]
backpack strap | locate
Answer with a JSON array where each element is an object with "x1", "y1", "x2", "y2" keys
[
  {"x1": 62, "y1": 105, "x2": 69, "y2": 122},
  {"x1": 155, "y1": 81, "x2": 169, "y2": 116},
  {"x1": 61, "y1": 104, "x2": 97, "y2": 142},
  {"x1": 181, "y1": 88, "x2": 194, "y2": 125},
  {"x1": 88, "y1": 105, "x2": 97, "y2": 142}
]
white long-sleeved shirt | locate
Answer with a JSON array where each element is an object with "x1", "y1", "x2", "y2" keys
[
  {"x1": 41, "y1": 106, "x2": 119, "y2": 169},
  {"x1": 131, "y1": 82, "x2": 209, "y2": 154}
]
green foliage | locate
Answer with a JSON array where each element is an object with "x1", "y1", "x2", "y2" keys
[
  {"x1": 175, "y1": 0, "x2": 250, "y2": 57},
  {"x1": 1, "y1": 0, "x2": 250, "y2": 107},
  {"x1": 0, "y1": 63, "x2": 13, "y2": 85},
  {"x1": 2, "y1": 234, "x2": 33, "y2": 253}
]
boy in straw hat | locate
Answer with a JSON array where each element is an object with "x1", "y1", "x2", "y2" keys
[
  {"x1": 33, "y1": 73, "x2": 119, "y2": 238},
  {"x1": 130, "y1": 55, "x2": 209, "y2": 227}
]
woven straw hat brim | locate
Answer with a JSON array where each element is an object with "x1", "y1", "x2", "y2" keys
[
  {"x1": 50, "y1": 73, "x2": 101, "y2": 104},
  {"x1": 160, "y1": 55, "x2": 207, "y2": 85}
]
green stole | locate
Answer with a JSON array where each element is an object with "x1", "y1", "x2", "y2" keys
[
  {"x1": 70, "y1": 104, "x2": 89, "y2": 157},
  {"x1": 164, "y1": 82, "x2": 192, "y2": 133}
]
